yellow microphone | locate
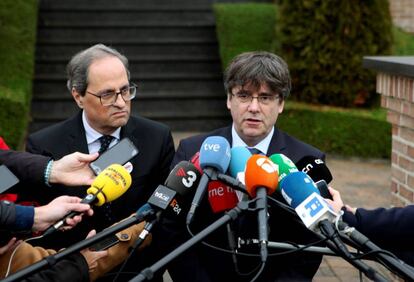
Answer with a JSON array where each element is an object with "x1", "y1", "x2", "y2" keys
[
  {"x1": 86, "y1": 164, "x2": 132, "y2": 206},
  {"x1": 43, "y1": 164, "x2": 132, "y2": 236}
]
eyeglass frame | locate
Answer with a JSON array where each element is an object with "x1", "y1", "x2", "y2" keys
[
  {"x1": 229, "y1": 91, "x2": 282, "y2": 105},
  {"x1": 85, "y1": 83, "x2": 137, "y2": 106}
]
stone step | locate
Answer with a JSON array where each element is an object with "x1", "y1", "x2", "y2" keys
[
  {"x1": 35, "y1": 59, "x2": 222, "y2": 78},
  {"x1": 39, "y1": 0, "x2": 214, "y2": 10},
  {"x1": 39, "y1": 11, "x2": 215, "y2": 27},
  {"x1": 35, "y1": 43, "x2": 220, "y2": 61},
  {"x1": 37, "y1": 26, "x2": 216, "y2": 43}
]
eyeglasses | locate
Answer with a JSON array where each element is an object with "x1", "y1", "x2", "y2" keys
[
  {"x1": 230, "y1": 92, "x2": 281, "y2": 105},
  {"x1": 86, "y1": 84, "x2": 137, "y2": 106}
]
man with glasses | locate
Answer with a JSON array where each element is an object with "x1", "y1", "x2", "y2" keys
[
  {"x1": 167, "y1": 51, "x2": 326, "y2": 281},
  {"x1": 24, "y1": 44, "x2": 174, "y2": 280}
]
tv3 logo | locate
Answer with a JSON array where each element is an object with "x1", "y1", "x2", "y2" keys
[
  {"x1": 178, "y1": 169, "x2": 197, "y2": 188},
  {"x1": 304, "y1": 196, "x2": 324, "y2": 217}
]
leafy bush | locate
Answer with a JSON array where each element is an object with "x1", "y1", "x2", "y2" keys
[
  {"x1": 0, "y1": 0, "x2": 37, "y2": 148},
  {"x1": 213, "y1": 3, "x2": 277, "y2": 69},
  {"x1": 278, "y1": 0, "x2": 393, "y2": 107},
  {"x1": 278, "y1": 102, "x2": 391, "y2": 158}
]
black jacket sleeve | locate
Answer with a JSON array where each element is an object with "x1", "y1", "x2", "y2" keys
[
  {"x1": 0, "y1": 150, "x2": 49, "y2": 185},
  {"x1": 22, "y1": 253, "x2": 90, "y2": 282}
]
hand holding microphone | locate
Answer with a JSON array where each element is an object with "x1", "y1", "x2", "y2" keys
[{"x1": 43, "y1": 164, "x2": 132, "y2": 236}]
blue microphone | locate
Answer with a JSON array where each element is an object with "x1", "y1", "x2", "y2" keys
[
  {"x1": 280, "y1": 171, "x2": 338, "y2": 232},
  {"x1": 229, "y1": 146, "x2": 251, "y2": 184},
  {"x1": 186, "y1": 136, "x2": 231, "y2": 225}
]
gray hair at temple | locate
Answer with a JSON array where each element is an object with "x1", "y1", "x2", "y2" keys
[
  {"x1": 66, "y1": 44, "x2": 130, "y2": 96},
  {"x1": 224, "y1": 51, "x2": 291, "y2": 99}
]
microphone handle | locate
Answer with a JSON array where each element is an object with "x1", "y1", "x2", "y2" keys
[
  {"x1": 43, "y1": 194, "x2": 97, "y2": 236},
  {"x1": 186, "y1": 168, "x2": 214, "y2": 225},
  {"x1": 256, "y1": 187, "x2": 268, "y2": 263}
]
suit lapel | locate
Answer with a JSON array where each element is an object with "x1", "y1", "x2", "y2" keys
[
  {"x1": 267, "y1": 127, "x2": 287, "y2": 156},
  {"x1": 68, "y1": 111, "x2": 89, "y2": 154}
]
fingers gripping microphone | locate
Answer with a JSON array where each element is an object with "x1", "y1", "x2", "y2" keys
[
  {"x1": 186, "y1": 136, "x2": 231, "y2": 225},
  {"x1": 44, "y1": 164, "x2": 132, "y2": 236},
  {"x1": 296, "y1": 156, "x2": 333, "y2": 199},
  {"x1": 245, "y1": 155, "x2": 278, "y2": 263}
]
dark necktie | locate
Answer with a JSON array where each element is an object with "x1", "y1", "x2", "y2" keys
[
  {"x1": 247, "y1": 147, "x2": 262, "y2": 155},
  {"x1": 97, "y1": 135, "x2": 115, "y2": 223},
  {"x1": 98, "y1": 135, "x2": 114, "y2": 154}
]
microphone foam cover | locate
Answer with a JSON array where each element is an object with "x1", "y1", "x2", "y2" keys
[
  {"x1": 207, "y1": 180, "x2": 238, "y2": 213},
  {"x1": 245, "y1": 155, "x2": 278, "y2": 198},
  {"x1": 165, "y1": 161, "x2": 202, "y2": 197},
  {"x1": 199, "y1": 136, "x2": 231, "y2": 173},
  {"x1": 189, "y1": 152, "x2": 203, "y2": 173},
  {"x1": 280, "y1": 171, "x2": 319, "y2": 209},
  {"x1": 229, "y1": 146, "x2": 251, "y2": 178},
  {"x1": 87, "y1": 164, "x2": 131, "y2": 206},
  {"x1": 269, "y1": 153, "x2": 298, "y2": 185},
  {"x1": 295, "y1": 156, "x2": 333, "y2": 184}
]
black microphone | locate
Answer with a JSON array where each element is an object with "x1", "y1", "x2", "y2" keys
[
  {"x1": 296, "y1": 156, "x2": 333, "y2": 199},
  {"x1": 133, "y1": 161, "x2": 202, "y2": 246}
]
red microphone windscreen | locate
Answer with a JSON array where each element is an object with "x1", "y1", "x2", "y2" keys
[
  {"x1": 207, "y1": 180, "x2": 238, "y2": 213},
  {"x1": 190, "y1": 152, "x2": 203, "y2": 173},
  {"x1": 245, "y1": 155, "x2": 278, "y2": 198}
]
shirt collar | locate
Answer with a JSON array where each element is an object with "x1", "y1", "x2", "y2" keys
[
  {"x1": 82, "y1": 110, "x2": 121, "y2": 145},
  {"x1": 231, "y1": 124, "x2": 274, "y2": 155}
]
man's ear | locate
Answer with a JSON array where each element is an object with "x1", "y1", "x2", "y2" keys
[
  {"x1": 278, "y1": 99, "x2": 285, "y2": 114},
  {"x1": 72, "y1": 88, "x2": 83, "y2": 108},
  {"x1": 226, "y1": 95, "x2": 231, "y2": 110}
]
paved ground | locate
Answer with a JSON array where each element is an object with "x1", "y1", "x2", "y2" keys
[
  {"x1": 314, "y1": 155, "x2": 393, "y2": 281},
  {"x1": 170, "y1": 133, "x2": 394, "y2": 281}
]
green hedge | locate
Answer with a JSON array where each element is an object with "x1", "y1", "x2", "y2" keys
[
  {"x1": 213, "y1": 3, "x2": 277, "y2": 69},
  {"x1": 0, "y1": 0, "x2": 37, "y2": 149},
  {"x1": 278, "y1": 102, "x2": 391, "y2": 158},
  {"x1": 278, "y1": 0, "x2": 392, "y2": 107},
  {"x1": 392, "y1": 26, "x2": 414, "y2": 55}
]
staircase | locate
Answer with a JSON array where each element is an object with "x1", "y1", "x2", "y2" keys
[{"x1": 30, "y1": 0, "x2": 233, "y2": 133}]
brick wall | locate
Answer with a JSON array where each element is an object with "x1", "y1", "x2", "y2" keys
[
  {"x1": 389, "y1": 0, "x2": 414, "y2": 33},
  {"x1": 377, "y1": 73, "x2": 414, "y2": 205}
]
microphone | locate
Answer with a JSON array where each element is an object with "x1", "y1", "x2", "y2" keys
[
  {"x1": 269, "y1": 153, "x2": 298, "y2": 186},
  {"x1": 296, "y1": 156, "x2": 333, "y2": 199},
  {"x1": 229, "y1": 146, "x2": 252, "y2": 185},
  {"x1": 44, "y1": 164, "x2": 132, "y2": 236},
  {"x1": 186, "y1": 136, "x2": 231, "y2": 225},
  {"x1": 245, "y1": 155, "x2": 278, "y2": 263},
  {"x1": 280, "y1": 171, "x2": 350, "y2": 257},
  {"x1": 189, "y1": 152, "x2": 203, "y2": 173},
  {"x1": 132, "y1": 161, "x2": 202, "y2": 249},
  {"x1": 207, "y1": 181, "x2": 238, "y2": 213}
]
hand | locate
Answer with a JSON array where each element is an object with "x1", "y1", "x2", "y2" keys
[
  {"x1": 80, "y1": 230, "x2": 108, "y2": 272},
  {"x1": 49, "y1": 152, "x2": 99, "y2": 186},
  {"x1": 0, "y1": 237, "x2": 21, "y2": 255},
  {"x1": 32, "y1": 196, "x2": 93, "y2": 232},
  {"x1": 325, "y1": 187, "x2": 345, "y2": 213}
]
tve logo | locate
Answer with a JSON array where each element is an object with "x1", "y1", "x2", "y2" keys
[{"x1": 204, "y1": 143, "x2": 220, "y2": 152}]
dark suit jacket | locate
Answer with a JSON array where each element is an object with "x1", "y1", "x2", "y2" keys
[
  {"x1": 24, "y1": 111, "x2": 175, "y2": 250},
  {"x1": 343, "y1": 206, "x2": 414, "y2": 251},
  {"x1": 166, "y1": 126, "x2": 325, "y2": 282}
]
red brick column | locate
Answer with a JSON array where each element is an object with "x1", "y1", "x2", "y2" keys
[{"x1": 377, "y1": 73, "x2": 414, "y2": 205}]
